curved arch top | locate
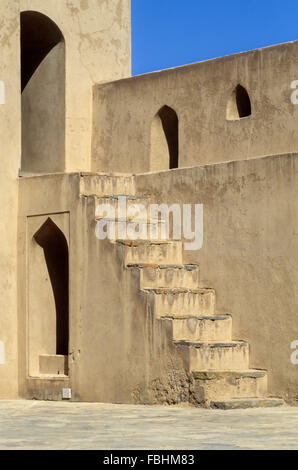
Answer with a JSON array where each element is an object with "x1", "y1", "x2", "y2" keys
[
  {"x1": 226, "y1": 84, "x2": 252, "y2": 120},
  {"x1": 21, "y1": 10, "x2": 66, "y2": 174},
  {"x1": 151, "y1": 105, "x2": 179, "y2": 171},
  {"x1": 21, "y1": 10, "x2": 64, "y2": 91}
]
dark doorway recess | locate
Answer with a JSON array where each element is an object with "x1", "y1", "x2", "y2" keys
[
  {"x1": 226, "y1": 84, "x2": 252, "y2": 120},
  {"x1": 235, "y1": 84, "x2": 251, "y2": 118},
  {"x1": 158, "y1": 105, "x2": 179, "y2": 169}
]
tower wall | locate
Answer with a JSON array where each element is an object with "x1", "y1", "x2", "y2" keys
[
  {"x1": 0, "y1": 0, "x2": 21, "y2": 398},
  {"x1": 0, "y1": 0, "x2": 131, "y2": 399},
  {"x1": 20, "y1": 0, "x2": 131, "y2": 172}
]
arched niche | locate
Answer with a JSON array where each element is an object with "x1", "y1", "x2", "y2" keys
[
  {"x1": 27, "y1": 214, "x2": 69, "y2": 377},
  {"x1": 34, "y1": 218, "x2": 69, "y2": 358},
  {"x1": 226, "y1": 84, "x2": 252, "y2": 120},
  {"x1": 150, "y1": 105, "x2": 179, "y2": 171},
  {"x1": 21, "y1": 11, "x2": 65, "y2": 174}
]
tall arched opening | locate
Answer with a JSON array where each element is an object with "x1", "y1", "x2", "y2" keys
[{"x1": 21, "y1": 11, "x2": 65, "y2": 174}]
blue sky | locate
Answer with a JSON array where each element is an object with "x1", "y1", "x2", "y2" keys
[{"x1": 131, "y1": 0, "x2": 298, "y2": 76}]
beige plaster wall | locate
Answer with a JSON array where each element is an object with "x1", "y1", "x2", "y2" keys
[
  {"x1": 134, "y1": 153, "x2": 298, "y2": 403},
  {"x1": 20, "y1": 0, "x2": 131, "y2": 172},
  {"x1": 92, "y1": 41, "x2": 298, "y2": 174},
  {"x1": 8, "y1": 1, "x2": 298, "y2": 403},
  {"x1": 0, "y1": 1, "x2": 21, "y2": 398},
  {"x1": 18, "y1": 153, "x2": 298, "y2": 403},
  {"x1": 22, "y1": 42, "x2": 65, "y2": 173},
  {"x1": 18, "y1": 173, "x2": 79, "y2": 398},
  {"x1": 1, "y1": 0, "x2": 131, "y2": 400},
  {"x1": 18, "y1": 173, "x2": 189, "y2": 403}
]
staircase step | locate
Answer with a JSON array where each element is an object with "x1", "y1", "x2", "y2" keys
[
  {"x1": 128, "y1": 264, "x2": 199, "y2": 289},
  {"x1": 146, "y1": 288, "x2": 215, "y2": 318},
  {"x1": 80, "y1": 173, "x2": 136, "y2": 197},
  {"x1": 95, "y1": 196, "x2": 153, "y2": 223},
  {"x1": 210, "y1": 397, "x2": 284, "y2": 410},
  {"x1": 191, "y1": 370, "x2": 268, "y2": 404},
  {"x1": 95, "y1": 194, "x2": 151, "y2": 210},
  {"x1": 162, "y1": 315, "x2": 232, "y2": 342},
  {"x1": 95, "y1": 217, "x2": 165, "y2": 241},
  {"x1": 176, "y1": 341, "x2": 249, "y2": 370},
  {"x1": 119, "y1": 240, "x2": 183, "y2": 265}
]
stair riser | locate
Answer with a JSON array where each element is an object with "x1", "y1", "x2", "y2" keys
[
  {"x1": 210, "y1": 398, "x2": 284, "y2": 410},
  {"x1": 81, "y1": 175, "x2": 135, "y2": 197},
  {"x1": 96, "y1": 197, "x2": 151, "y2": 214},
  {"x1": 123, "y1": 242, "x2": 183, "y2": 266},
  {"x1": 140, "y1": 267, "x2": 199, "y2": 289},
  {"x1": 170, "y1": 317, "x2": 232, "y2": 342},
  {"x1": 152, "y1": 291, "x2": 215, "y2": 318},
  {"x1": 183, "y1": 344, "x2": 249, "y2": 370},
  {"x1": 96, "y1": 220, "x2": 165, "y2": 241},
  {"x1": 193, "y1": 375, "x2": 268, "y2": 403}
]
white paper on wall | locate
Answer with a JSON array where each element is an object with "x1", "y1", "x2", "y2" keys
[{"x1": 0, "y1": 81, "x2": 5, "y2": 105}]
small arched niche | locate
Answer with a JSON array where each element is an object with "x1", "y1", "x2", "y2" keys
[
  {"x1": 226, "y1": 84, "x2": 252, "y2": 120},
  {"x1": 150, "y1": 105, "x2": 179, "y2": 171},
  {"x1": 21, "y1": 11, "x2": 65, "y2": 174}
]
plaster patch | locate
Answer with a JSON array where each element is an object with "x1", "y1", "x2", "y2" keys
[
  {"x1": 0, "y1": 341, "x2": 5, "y2": 365},
  {"x1": 0, "y1": 81, "x2": 5, "y2": 104}
]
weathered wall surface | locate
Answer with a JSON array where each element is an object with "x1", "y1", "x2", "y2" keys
[
  {"x1": 18, "y1": 153, "x2": 298, "y2": 403},
  {"x1": 18, "y1": 173, "x2": 189, "y2": 404},
  {"x1": 3, "y1": 1, "x2": 297, "y2": 404},
  {"x1": 18, "y1": 174, "x2": 78, "y2": 398},
  {"x1": 72, "y1": 196, "x2": 189, "y2": 404},
  {"x1": 0, "y1": 1, "x2": 21, "y2": 398},
  {"x1": 134, "y1": 153, "x2": 298, "y2": 403},
  {"x1": 20, "y1": 0, "x2": 131, "y2": 172},
  {"x1": 92, "y1": 41, "x2": 298, "y2": 174},
  {"x1": 0, "y1": 0, "x2": 131, "y2": 400}
]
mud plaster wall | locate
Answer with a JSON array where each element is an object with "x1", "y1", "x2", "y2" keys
[
  {"x1": 92, "y1": 41, "x2": 298, "y2": 173},
  {"x1": 134, "y1": 153, "x2": 298, "y2": 403},
  {"x1": 0, "y1": 0, "x2": 21, "y2": 398}
]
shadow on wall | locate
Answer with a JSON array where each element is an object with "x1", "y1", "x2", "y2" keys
[
  {"x1": 150, "y1": 105, "x2": 179, "y2": 171},
  {"x1": 21, "y1": 11, "x2": 65, "y2": 174}
]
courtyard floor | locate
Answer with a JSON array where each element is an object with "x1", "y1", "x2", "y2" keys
[{"x1": 0, "y1": 400, "x2": 297, "y2": 450}]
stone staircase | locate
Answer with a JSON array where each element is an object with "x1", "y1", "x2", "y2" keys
[{"x1": 83, "y1": 174, "x2": 284, "y2": 410}]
